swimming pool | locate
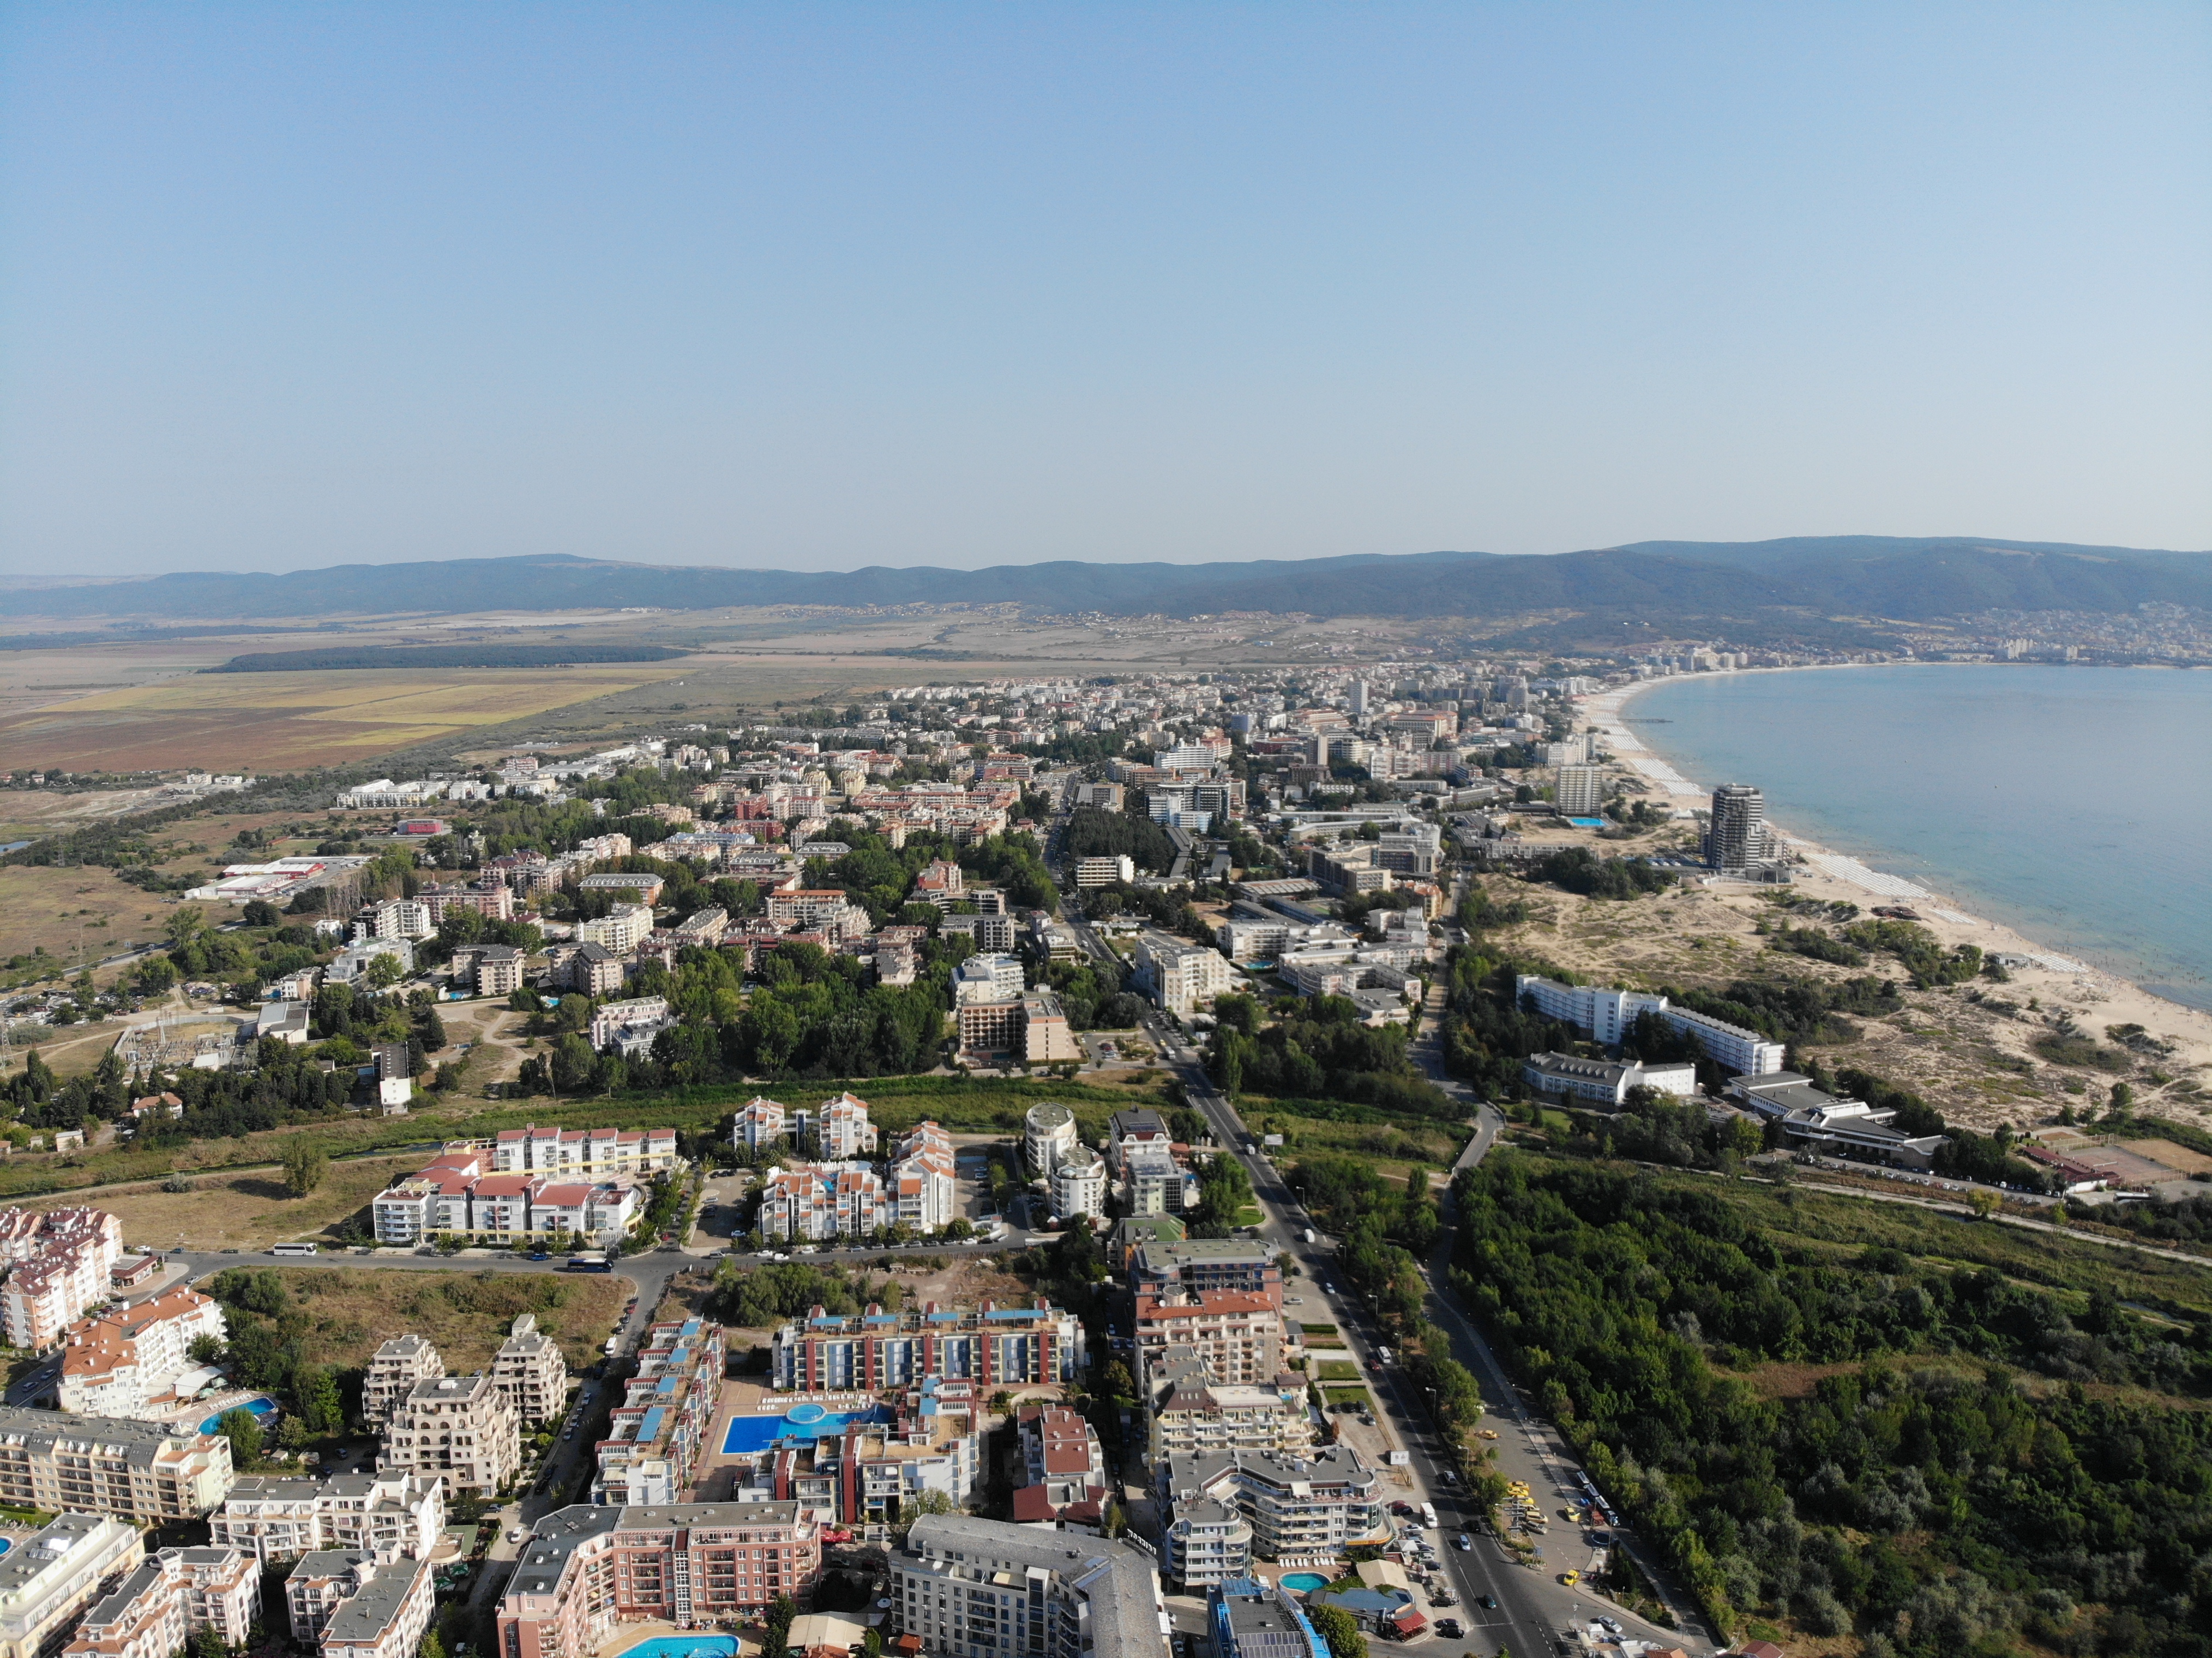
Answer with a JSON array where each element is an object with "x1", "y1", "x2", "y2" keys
[
  {"x1": 720, "y1": 1404, "x2": 893, "y2": 1455},
  {"x1": 200, "y1": 1396, "x2": 278, "y2": 1435},
  {"x1": 614, "y1": 1639, "x2": 738, "y2": 1658},
  {"x1": 1279, "y1": 1573, "x2": 1330, "y2": 1595}
]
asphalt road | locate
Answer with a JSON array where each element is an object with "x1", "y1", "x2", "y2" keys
[{"x1": 1141, "y1": 1002, "x2": 1715, "y2": 1657}]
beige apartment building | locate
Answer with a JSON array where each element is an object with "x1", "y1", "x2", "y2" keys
[
  {"x1": 492, "y1": 1314, "x2": 569, "y2": 1427},
  {"x1": 211, "y1": 1470, "x2": 446, "y2": 1564},
  {"x1": 360, "y1": 1335, "x2": 444, "y2": 1427},
  {"x1": 0, "y1": 1406, "x2": 233, "y2": 1524},
  {"x1": 379, "y1": 1373, "x2": 521, "y2": 1498},
  {"x1": 0, "y1": 1513, "x2": 145, "y2": 1658},
  {"x1": 286, "y1": 1551, "x2": 437, "y2": 1658},
  {"x1": 60, "y1": 1545, "x2": 261, "y2": 1658}
]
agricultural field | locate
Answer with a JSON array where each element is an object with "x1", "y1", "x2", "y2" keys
[
  {"x1": 0, "y1": 662, "x2": 698, "y2": 773},
  {"x1": 16, "y1": 1152, "x2": 422, "y2": 1250},
  {"x1": 238, "y1": 1265, "x2": 627, "y2": 1375}
]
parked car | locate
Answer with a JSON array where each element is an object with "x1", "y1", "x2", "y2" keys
[{"x1": 1435, "y1": 1620, "x2": 1462, "y2": 1639}]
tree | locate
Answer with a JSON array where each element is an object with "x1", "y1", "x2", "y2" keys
[
  {"x1": 166, "y1": 906, "x2": 209, "y2": 950},
  {"x1": 365, "y1": 953, "x2": 404, "y2": 989},
  {"x1": 243, "y1": 899, "x2": 282, "y2": 927},
  {"x1": 1966, "y1": 1188, "x2": 2000, "y2": 1219},
  {"x1": 188, "y1": 1333, "x2": 225, "y2": 1365},
  {"x1": 218, "y1": 1407, "x2": 264, "y2": 1465},
  {"x1": 298, "y1": 1366, "x2": 344, "y2": 1434},
  {"x1": 1307, "y1": 1604, "x2": 1367, "y2": 1658},
  {"x1": 190, "y1": 1628, "x2": 226, "y2": 1658},
  {"x1": 276, "y1": 1416, "x2": 309, "y2": 1451},
  {"x1": 420, "y1": 1633, "x2": 449, "y2": 1658},
  {"x1": 282, "y1": 1141, "x2": 327, "y2": 1197}
]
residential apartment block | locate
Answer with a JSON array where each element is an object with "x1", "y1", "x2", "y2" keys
[
  {"x1": 498, "y1": 1501, "x2": 823, "y2": 1658},
  {"x1": 771, "y1": 1302, "x2": 1084, "y2": 1391},
  {"x1": 593, "y1": 1320, "x2": 726, "y2": 1507},
  {"x1": 369, "y1": 1145, "x2": 642, "y2": 1245},
  {"x1": 60, "y1": 1545, "x2": 260, "y2": 1658},
  {"x1": 285, "y1": 1550, "x2": 436, "y2": 1658},
  {"x1": 1131, "y1": 1240, "x2": 1283, "y2": 1300},
  {"x1": 1144, "y1": 1350, "x2": 1313, "y2": 1461},
  {"x1": 1009, "y1": 1404, "x2": 1107, "y2": 1527},
  {"x1": 361, "y1": 1336, "x2": 443, "y2": 1428},
  {"x1": 494, "y1": 1314, "x2": 570, "y2": 1427},
  {"x1": 890, "y1": 1122, "x2": 958, "y2": 1233},
  {"x1": 1513, "y1": 974, "x2": 1788, "y2": 1077},
  {"x1": 211, "y1": 1471, "x2": 446, "y2": 1564},
  {"x1": 378, "y1": 1373, "x2": 521, "y2": 1498},
  {"x1": 756, "y1": 1163, "x2": 888, "y2": 1242},
  {"x1": 56, "y1": 1287, "x2": 227, "y2": 1419},
  {"x1": 814, "y1": 1092, "x2": 879, "y2": 1159},
  {"x1": 0, "y1": 1207, "x2": 124, "y2": 1352},
  {"x1": 0, "y1": 1405, "x2": 234, "y2": 1523},
  {"x1": 1134, "y1": 1289, "x2": 1288, "y2": 1388},
  {"x1": 1158, "y1": 1446, "x2": 1386, "y2": 1564},
  {"x1": 0, "y1": 1514, "x2": 146, "y2": 1658},
  {"x1": 1132, "y1": 932, "x2": 1232, "y2": 1017},
  {"x1": 889, "y1": 1514, "x2": 1169, "y2": 1658},
  {"x1": 733, "y1": 1097, "x2": 788, "y2": 1151}
]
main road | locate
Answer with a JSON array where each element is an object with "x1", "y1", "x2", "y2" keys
[{"x1": 1110, "y1": 957, "x2": 1716, "y2": 1657}]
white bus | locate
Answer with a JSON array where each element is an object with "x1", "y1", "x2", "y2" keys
[{"x1": 269, "y1": 1242, "x2": 320, "y2": 1257}]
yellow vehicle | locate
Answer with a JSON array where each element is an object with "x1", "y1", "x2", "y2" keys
[
  {"x1": 1477, "y1": 1429, "x2": 1499, "y2": 1440},
  {"x1": 1560, "y1": 1571, "x2": 1580, "y2": 1586}
]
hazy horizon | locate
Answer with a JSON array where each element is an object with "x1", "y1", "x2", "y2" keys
[{"x1": 4, "y1": 5, "x2": 2208, "y2": 579}]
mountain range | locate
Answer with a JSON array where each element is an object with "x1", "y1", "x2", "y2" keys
[{"x1": 6, "y1": 538, "x2": 2207, "y2": 651}]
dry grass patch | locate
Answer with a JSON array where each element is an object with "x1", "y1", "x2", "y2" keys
[
  {"x1": 21, "y1": 1154, "x2": 420, "y2": 1250},
  {"x1": 271, "y1": 1266, "x2": 627, "y2": 1375}
]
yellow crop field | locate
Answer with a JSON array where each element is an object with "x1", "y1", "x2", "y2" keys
[{"x1": 0, "y1": 664, "x2": 693, "y2": 772}]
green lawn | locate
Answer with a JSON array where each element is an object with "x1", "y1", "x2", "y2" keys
[
  {"x1": 1315, "y1": 1360, "x2": 1362, "y2": 1381},
  {"x1": 1322, "y1": 1385, "x2": 1371, "y2": 1407}
]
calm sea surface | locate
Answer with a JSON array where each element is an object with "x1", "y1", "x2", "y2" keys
[{"x1": 1625, "y1": 664, "x2": 2212, "y2": 1012}]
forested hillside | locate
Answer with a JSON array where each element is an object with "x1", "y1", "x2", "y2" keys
[{"x1": 1448, "y1": 1157, "x2": 2212, "y2": 1657}]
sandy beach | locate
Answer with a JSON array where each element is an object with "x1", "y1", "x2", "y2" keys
[{"x1": 1580, "y1": 671, "x2": 2212, "y2": 1121}]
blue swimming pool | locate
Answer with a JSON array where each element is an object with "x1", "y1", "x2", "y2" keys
[
  {"x1": 720, "y1": 1404, "x2": 893, "y2": 1455},
  {"x1": 1279, "y1": 1573, "x2": 1330, "y2": 1595},
  {"x1": 614, "y1": 1639, "x2": 738, "y2": 1658},
  {"x1": 200, "y1": 1396, "x2": 278, "y2": 1435}
]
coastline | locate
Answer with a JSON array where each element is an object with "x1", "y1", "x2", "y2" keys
[{"x1": 1578, "y1": 668, "x2": 2212, "y2": 1094}]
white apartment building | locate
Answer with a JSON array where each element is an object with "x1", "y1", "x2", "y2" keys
[
  {"x1": 1050, "y1": 1146, "x2": 1107, "y2": 1222},
  {"x1": 325, "y1": 938, "x2": 414, "y2": 986},
  {"x1": 361, "y1": 1337, "x2": 444, "y2": 1428},
  {"x1": 1513, "y1": 974, "x2": 1787, "y2": 1076},
  {"x1": 1554, "y1": 765, "x2": 1605, "y2": 818},
  {"x1": 493, "y1": 1314, "x2": 569, "y2": 1427},
  {"x1": 1024, "y1": 1103, "x2": 1078, "y2": 1178},
  {"x1": 1073, "y1": 855, "x2": 1135, "y2": 888},
  {"x1": 61, "y1": 1546, "x2": 261, "y2": 1658},
  {"x1": 379, "y1": 1374, "x2": 520, "y2": 1499},
  {"x1": 56, "y1": 1286, "x2": 226, "y2": 1419},
  {"x1": 211, "y1": 1471, "x2": 446, "y2": 1565},
  {"x1": 757, "y1": 1164, "x2": 888, "y2": 1242},
  {"x1": 286, "y1": 1550, "x2": 436, "y2": 1658},
  {"x1": 1134, "y1": 932, "x2": 1231, "y2": 1017},
  {"x1": 891, "y1": 1122, "x2": 959, "y2": 1232},
  {"x1": 576, "y1": 904, "x2": 653, "y2": 953},
  {"x1": 732, "y1": 1096, "x2": 788, "y2": 1151},
  {"x1": 0, "y1": 1514, "x2": 146, "y2": 1658},
  {"x1": 891, "y1": 1514, "x2": 1168, "y2": 1658},
  {"x1": 952, "y1": 953, "x2": 1026, "y2": 1005},
  {"x1": 479, "y1": 1125, "x2": 680, "y2": 1178},
  {"x1": 588, "y1": 996, "x2": 674, "y2": 1057},
  {"x1": 363, "y1": 899, "x2": 434, "y2": 941},
  {"x1": 814, "y1": 1092, "x2": 879, "y2": 1158}
]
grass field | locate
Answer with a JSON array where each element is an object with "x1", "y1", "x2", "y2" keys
[
  {"x1": 1322, "y1": 1384, "x2": 1370, "y2": 1407},
  {"x1": 1315, "y1": 1360, "x2": 1362, "y2": 1381},
  {"x1": 20, "y1": 1154, "x2": 421, "y2": 1249},
  {"x1": 0, "y1": 662, "x2": 696, "y2": 772},
  {"x1": 256, "y1": 1265, "x2": 626, "y2": 1376}
]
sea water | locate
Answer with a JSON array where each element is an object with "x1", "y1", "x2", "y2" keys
[{"x1": 1624, "y1": 664, "x2": 2212, "y2": 1011}]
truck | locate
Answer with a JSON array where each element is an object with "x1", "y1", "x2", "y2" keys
[
  {"x1": 566, "y1": 1252, "x2": 611, "y2": 1273},
  {"x1": 1420, "y1": 1502, "x2": 1438, "y2": 1529}
]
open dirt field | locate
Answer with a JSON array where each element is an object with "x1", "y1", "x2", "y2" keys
[
  {"x1": 0, "y1": 662, "x2": 698, "y2": 773},
  {"x1": 19, "y1": 1152, "x2": 422, "y2": 1249}
]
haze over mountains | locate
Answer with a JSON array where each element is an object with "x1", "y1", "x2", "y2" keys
[{"x1": 5, "y1": 538, "x2": 2208, "y2": 652}]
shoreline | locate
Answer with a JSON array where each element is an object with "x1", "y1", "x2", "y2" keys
[{"x1": 1578, "y1": 667, "x2": 2212, "y2": 1089}]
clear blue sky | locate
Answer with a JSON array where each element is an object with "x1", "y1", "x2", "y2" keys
[{"x1": 3, "y1": 3, "x2": 2207, "y2": 578}]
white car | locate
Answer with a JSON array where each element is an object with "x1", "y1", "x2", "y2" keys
[{"x1": 1454, "y1": 1534, "x2": 1472, "y2": 1550}]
